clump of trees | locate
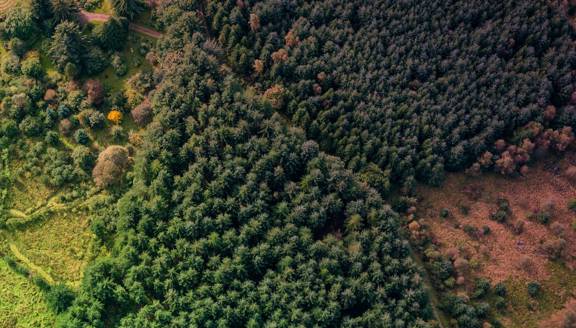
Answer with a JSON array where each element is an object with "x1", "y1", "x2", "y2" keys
[
  {"x1": 471, "y1": 124, "x2": 575, "y2": 176},
  {"x1": 177, "y1": 0, "x2": 576, "y2": 194},
  {"x1": 61, "y1": 38, "x2": 431, "y2": 327}
]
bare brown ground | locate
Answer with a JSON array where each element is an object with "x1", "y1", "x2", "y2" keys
[{"x1": 417, "y1": 154, "x2": 576, "y2": 284}]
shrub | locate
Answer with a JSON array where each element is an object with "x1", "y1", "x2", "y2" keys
[
  {"x1": 518, "y1": 256, "x2": 535, "y2": 273},
  {"x1": 532, "y1": 210, "x2": 551, "y2": 225},
  {"x1": 440, "y1": 208, "x2": 450, "y2": 218},
  {"x1": 490, "y1": 210, "x2": 508, "y2": 223},
  {"x1": 72, "y1": 146, "x2": 95, "y2": 172},
  {"x1": 110, "y1": 125, "x2": 125, "y2": 142},
  {"x1": 32, "y1": 276, "x2": 50, "y2": 292},
  {"x1": 494, "y1": 296, "x2": 506, "y2": 311},
  {"x1": 512, "y1": 220, "x2": 525, "y2": 235},
  {"x1": 88, "y1": 111, "x2": 106, "y2": 129},
  {"x1": 494, "y1": 282, "x2": 507, "y2": 297},
  {"x1": 472, "y1": 278, "x2": 491, "y2": 299},
  {"x1": 74, "y1": 128, "x2": 90, "y2": 145},
  {"x1": 463, "y1": 225, "x2": 479, "y2": 239},
  {"x1": 459, "y1": 205, "x2": 470, "y2": 215},
  {"x1": 83, "y1": 80, "x2": 104, "y2": 106},
  {"x1": 491, "y1": 198, "x2": 511, "y2": 223},
  {"x1": 112, "y1": 54, "x2": 127, "y2": 76},
  {"x1": 21, "y1": 56, "x2": 43, "y2": 78},
  {"x1": 527, "y1": 281, "x2": 541, "y2": 298},
  {"x1": 130, "y1": 99, "x2": 152, "y2": 127},
  {"x1": 45, "y1": 131, "x2": 60, "y2": 146},
  {"x1": 551, "y1": 222, "x2": 566, "y2": 238},
  {"x1": 568, "y1": 199, "x2": 576, "y2": 212},
  {"x1": 59, "y1": 118, "x2": 73, "y2": 136},
  {"x1": 542, "y1": 238, "x2": 566, "y2": 260},
  {"x1": 46, "y1": 284, "x2": 75, "y2": 313}
]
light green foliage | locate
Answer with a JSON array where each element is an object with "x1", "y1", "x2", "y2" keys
[
  {"x1": 1, "y1": 6, "x2": 36, "y2": 40},
  {"x1": 0, "y1": 150, "x2": 11, "y2": 226},
  {"x1": 0, "y1": 259, "x2": 56, "y2": 328}
]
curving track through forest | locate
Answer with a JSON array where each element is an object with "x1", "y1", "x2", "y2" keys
[
  {"x1": 0, "y1": 0, "x2": 17, "y2": 12},
  {"x1": 0, "y1": 1, "x2": 163, "y2": 39},
  {"x1": 79, "y1": 10, "x2": 163, "y2": 39}
]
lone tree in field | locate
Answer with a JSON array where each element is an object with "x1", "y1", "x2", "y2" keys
[
  {"x1": 92, "y1": 145, "x2": 129, "y2": 188},
  {"x1": 111, "y1": 0, "x2": 145, "y2": 20}
]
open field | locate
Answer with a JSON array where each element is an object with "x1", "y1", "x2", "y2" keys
[
  {"x1": 416, "y1": 153, "x2": 576, "y2": 327},
  {"x1": 10, "y1": 209, "x2": 95, "y2": 285}
]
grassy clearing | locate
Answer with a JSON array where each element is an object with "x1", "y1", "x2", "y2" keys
[
  {"x1": 95, "y1": 32, "x2": 153, "y2": 94},
  {"x1": 501, "y1": 261, "x2": 576, "y2": 328},
  {"x1": 0, "y1": 260, "x2": 55, "y2": 328},
  {"x1": 10, "y1": 174, "x2": 53, "y2": 213},
  {"x1": 9, "y1": 209, "x2": 95, "y2": 285},
  {"x1": 4, "y1": 160, "x2": 96, "y2": 286}
]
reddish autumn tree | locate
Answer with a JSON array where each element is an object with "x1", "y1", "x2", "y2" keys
[
  {"x1": 59, "y1": 118, "x2": 73, "y2": 136},
  {"x1": 495, "y1": 151, "x2": 515, "y2": 175},
  {"x1": 249, "y1": 13, "x2": 260, "y2": 32},
  {"x1": 44, "y1": 89, "x2": 58, "y2": 103},
  {"x1": 131, "y1": 99, "x2": 153, "y2": 127},
  {"x1": 83, "y1": 79, "x2": 104, "y2": 106}
]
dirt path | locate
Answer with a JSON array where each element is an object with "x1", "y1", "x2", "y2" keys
[
  {"x1": 79, "y1": 10, "x2": 163, "y2": 39},
  {"x1": 9, "y1": 243, "x2": 55, "y2": 284},
  {"x1": 0, "y1": 0, "x2": 16, "y2": 12}
]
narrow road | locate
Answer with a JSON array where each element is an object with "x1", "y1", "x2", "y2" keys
[{"x1": 79, "y1": 10, "x2": 163, "y2": 39}]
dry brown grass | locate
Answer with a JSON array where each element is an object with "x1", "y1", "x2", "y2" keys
[{"x1": 417, "y1": 153, "x2": 576, "y2": 284}]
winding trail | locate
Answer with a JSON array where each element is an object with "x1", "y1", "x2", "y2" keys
[
  {"x1": 9, "y1": 243, "x2": 55, "y2": 284},
  {"x1": 79, "y1": 10, "x2": 163, "y2": 39},
  {"x1": 0, "y1": 0, "x2": 17, "y2": 12}
]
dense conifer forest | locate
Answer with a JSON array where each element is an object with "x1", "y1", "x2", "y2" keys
[{"x1": 2, "y1": 0, "x2": 576, "y2": 327}]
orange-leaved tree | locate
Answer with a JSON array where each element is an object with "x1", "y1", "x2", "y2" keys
[{"x1": 107, "y1": 110, "x2": 123, "y2": 125}]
